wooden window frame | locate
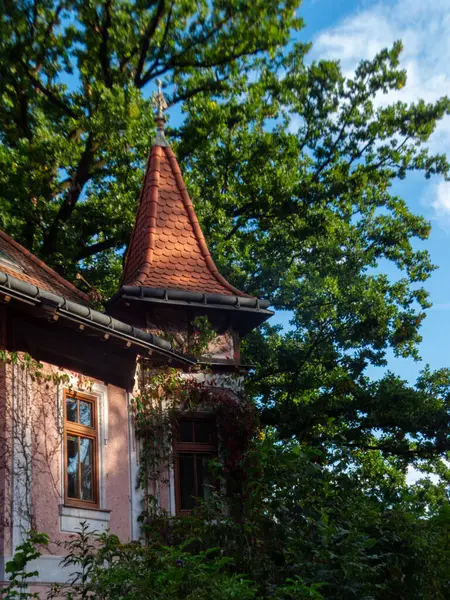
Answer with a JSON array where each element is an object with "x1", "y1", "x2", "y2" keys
[
  {"x1": 63, "y1": 389, "x2": 99, "y2": 509},
  {"x1": 174, "y1": 413, "x2": 217, "y2": 515}
]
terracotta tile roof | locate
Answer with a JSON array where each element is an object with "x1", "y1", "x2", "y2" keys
[
  {"x1": 122, "y1": 145, "x2": 249, "y2": 297},
  {"x1": 0, "y1": 230, "x2": 90, "y2": 304}
]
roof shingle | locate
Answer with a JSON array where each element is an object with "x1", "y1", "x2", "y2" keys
[
  {"x1": 0, "y1": 230, "x2": 90, "y2": 305},
  {"x1": 122, "y1": 145, "x2": 249, "y2": 297}
]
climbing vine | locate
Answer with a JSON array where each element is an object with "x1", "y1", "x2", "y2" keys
[
  {"x1": 0, "y1": 350, "x2": 94, "y2": 391},
  {"x1": 189, "y1": 315, "x2": 218, "y2": 357},
  {"x1": 0, "y1": 350, "x2": 94, "y2": 547},
  {"x1": 133, "y1": 358, "x2": 255, "y2": 530},
  {"x1": 0, "y1": 351, "x2": 70, "y2": 387}
]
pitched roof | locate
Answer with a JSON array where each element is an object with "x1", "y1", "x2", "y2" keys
[
  {"x1": 122, "y1": 144, "x2": 249, "y2": 297},
  {"x1": 0, "y1": 230, "x2": 90, "y2": 305}
]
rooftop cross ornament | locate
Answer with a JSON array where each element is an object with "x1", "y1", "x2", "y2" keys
[
  {"x1": 152, "y1": 79, "x2": 169, "y2": 146},
  {"x1": 152, "y1": 79, "x2": 168, "y2": 120}
]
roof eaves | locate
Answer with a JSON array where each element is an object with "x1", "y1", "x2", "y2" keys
[
  {"x1": 0, "y1": 270, "x2": 195, "y2": 366},
  {"x1": 108, "y1": 285, "x2": 273, "y2": 314}
]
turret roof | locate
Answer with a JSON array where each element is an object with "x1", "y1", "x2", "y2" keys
[{"x1": 122, "y1": 143, "x2": 249, "y2": 297}]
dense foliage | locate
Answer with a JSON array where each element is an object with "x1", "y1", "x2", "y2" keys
[
  {"x1": 2, "y1": 0, "x2": 450, "y2": 597},
  {"x1": 7, "y1": 448, "x2": 450, "y2": 599}
]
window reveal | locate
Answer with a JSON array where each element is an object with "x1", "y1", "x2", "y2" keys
[
  {"x1": 174, "y1": 417, "x2": 217, "y2": 513},
  {"x1": 64, "y1": 390, "x2": 99, "y2": 508}
]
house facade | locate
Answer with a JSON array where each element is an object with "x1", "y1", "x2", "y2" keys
[{"x1": 0, "y1": 104, "x2": 272, "y2": 588}]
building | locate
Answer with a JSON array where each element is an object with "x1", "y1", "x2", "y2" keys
[{"x1": 0, "y1": 97, "x2": 272, "y2": 588}]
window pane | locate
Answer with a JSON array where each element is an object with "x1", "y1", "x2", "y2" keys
[
  {"x1": 197, "y1": 455, "x2": 214, "y2": 500},
  {"x1": 80, "y1": 437, "x2": 94, "y2": 501},
  {"x1": 79, "y1": 401, "x2": 93, "y2": 427},
  {"x1": 67, "y1": 435, "x2": 79, "y2": 498},
  {"x1": 179, "y1": 420, "x2": 193, "y2": 442},
  {"x1": 66, "y1": 397, "x2": 78, "y2": 423},
  {"x1": 194, "y1": 421, "x2": 212, "y2": 443},
  {"x1": 179, "y1": 454, "x2": 196, "y2": 510}
]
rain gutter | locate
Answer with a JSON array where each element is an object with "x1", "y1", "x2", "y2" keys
[{"x1": 0, "y1": 271, "x2": 195, "y2": 365}]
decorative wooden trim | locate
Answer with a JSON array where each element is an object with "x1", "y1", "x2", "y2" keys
[{"x1": 63, "y1": 389, "x2": 99, "y2": 509}]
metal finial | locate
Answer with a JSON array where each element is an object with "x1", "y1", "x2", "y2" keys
[
  {"x1": 151, "y1": 79, "x2": 169, "y2": 146},
  {"x1": 152, "y1": 79, "x2": 168, "y2": 120}
]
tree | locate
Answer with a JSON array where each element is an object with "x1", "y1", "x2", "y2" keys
[
  {"x1": 2, "y1": 3, "x2": 450, "y2": 595},
  {"x1": 177, "y1": 41, "x2": 450, "y2": 462},
  {"x1": 0, "y1": 0, "x2": 302, "y2": 291}
]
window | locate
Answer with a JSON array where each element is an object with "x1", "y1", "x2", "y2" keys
[
  {"x1": 174, "y1": 416, "x2": 217, "y2": 514},
  {"x1": 64, "y1": 390, "x2": 99, "y2": 508}
]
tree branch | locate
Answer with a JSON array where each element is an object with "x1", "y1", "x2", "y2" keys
[
  {"x1": 98, "y1": 0, "x2": 113, "y2": 88},
  {"x1": 147, "y1": 46, "x2": 266, "y2": 88},
  {"x1": 344, "y1": 441, "x2": 443, "y2": 459},
  {"x1": 21, "y1": 62, "x2": 79, "y2": 119},
  {"x1": 134, "y1": 0, "x2": 166, "y2": 87},
  {"x1": 139, "y1": 0, "x2": 174, "y2": 80},
  {"x1": 10, "y1": 78, "x2": 31, "y2": 140},
  {"x1": 138, "y1": 14, "x2": 239, "y2": 88},
  {"x1": 312, "y1": 77, "x2": 371, "y2": 182},
  {"x1": 43, "y1": 133, "x2": 98, "y2": 256},
  {"x1": 224, "y1": 211, "x2": 265, "y2": 241},
  {"x1": 225, "y1": 219, "x2": 245, "y2": 242},
  {"x1": 77, "y1": 237, "x2": 123, "y2": 260},
  {"x1": 168, "y1": 75, "x2": 231, "y2": 106},
  {"x1": 34, "y1": 3, "x2": 64, "y2": 73}
]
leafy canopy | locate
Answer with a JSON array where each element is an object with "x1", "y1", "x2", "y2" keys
[
  {"x1": 2, "y1": 1, "x2": 450, "y2": 597},
  {"x1": 0, "y1": 0, "x2": 302, "y2": 284}
]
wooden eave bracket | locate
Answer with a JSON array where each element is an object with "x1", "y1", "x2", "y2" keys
[{"x1": 39, "y1": 297, "x2": 60, "y2": 322}]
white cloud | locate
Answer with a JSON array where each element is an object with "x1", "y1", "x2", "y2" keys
[
  {"x1": 312, "y1": 0, "x2": 450, "y2": 226},
  {"x1": 406, "y1": 466, "x2": 439, "y2": 485},
  {"x1": 406, "y1": 457, "x2": 449, "y2": 485},
  {"x1": 426, "y1": 180, "x2": 450, "y2": 228},
  {"x1": 314, "y1": 0, "x2": 450, "y2": 84}
]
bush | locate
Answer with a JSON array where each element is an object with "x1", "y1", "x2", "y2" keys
[{"x1": 49, "y1": 522, "x2": 258, "y2": 600}]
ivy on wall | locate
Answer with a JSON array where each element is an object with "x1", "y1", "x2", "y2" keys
[
  {"x1": 0, "y1": 351, "x2": 94, "y2": 543},
  {"x1": 133, "y1": 359, "x2": 255, "y2": 529}
]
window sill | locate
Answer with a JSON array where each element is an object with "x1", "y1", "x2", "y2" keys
[{"x1": 59, "y1": 504, "x2": 111, "y2": 533}]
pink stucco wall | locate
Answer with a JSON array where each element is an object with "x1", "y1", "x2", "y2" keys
[
  {"x1": 0, "y1": 360, "x2": 132, "y2": 561},
  {"x1": 104, "y1": 384, "x2": 131, "y2": 541},
  {"x1": 0, "y1": 361, "x2": 9, "y2": 557},
  {"x1": 30, "y1": 369, "x2": 65, "y2": 551}
]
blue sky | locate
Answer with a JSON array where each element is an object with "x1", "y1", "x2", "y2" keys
[{"x1": 270, "y1": 0, "x2": 450, "y2": 385}]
